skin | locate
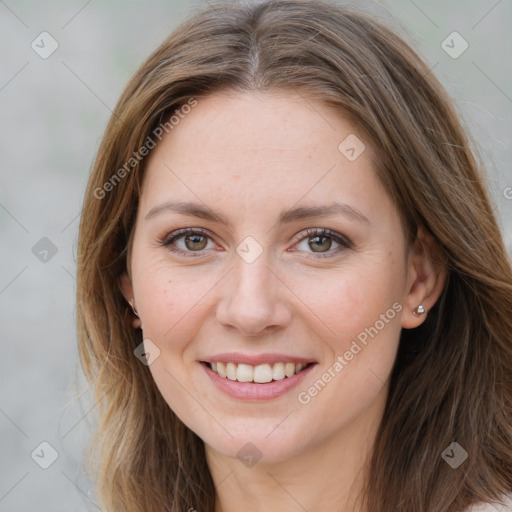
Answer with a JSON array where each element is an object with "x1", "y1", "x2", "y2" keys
[{"x1": 121, "y1": 90, "x2": 446, "y2": 512}]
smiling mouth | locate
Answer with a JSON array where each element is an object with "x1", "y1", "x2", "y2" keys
[{"x1": 202, "y1": 361, "x2": 315, "y2": 383}]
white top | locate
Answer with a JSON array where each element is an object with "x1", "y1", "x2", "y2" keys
[{"x1": 466, "y1": 494, "x2": 512, "y2": 511}]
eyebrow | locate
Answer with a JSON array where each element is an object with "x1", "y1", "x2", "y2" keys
[{"x1": 145, "y1": 201, "x2": 370, "y2": 227}]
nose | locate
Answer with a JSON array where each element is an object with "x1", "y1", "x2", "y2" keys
[{"x1": 215, "y1": 255, "x2": 292, "y2": 337}]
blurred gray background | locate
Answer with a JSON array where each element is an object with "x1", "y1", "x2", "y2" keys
[{"x1": 0, "y1": 0, "x2": 510, "y2": 510}]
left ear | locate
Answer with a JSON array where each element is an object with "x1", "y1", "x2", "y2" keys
[
  {"x1": 401, "y1": 227, "x2": 447, "y2": 329},
  {"x1": 119, "y1": 271, "x2": 142, "y2": 329}
]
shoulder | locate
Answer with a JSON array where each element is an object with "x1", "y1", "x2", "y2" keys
[{"x1": 465, "y1": 493, "x2": 512, "y2": 511}]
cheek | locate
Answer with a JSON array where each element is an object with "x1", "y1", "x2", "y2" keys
[
  {"x1": 289, "y1": 256, "x2": 405, "y2": 413},
  {"x1": 132, "y1": 259, "x2": 219, "y2": 426},
  {"x1": 292, "y1": 266, "x2": 403, "y2": 434},
  {"x1": 133, "y1": 256, "x2": 223, "y2": 355},
  {"x1": 287, "y1": 256, "x2": 405, "y2": 352}
]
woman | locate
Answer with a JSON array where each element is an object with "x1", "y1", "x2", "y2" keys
[{"x1": 76, "y1": 1, "x2": 512, "y2": 511}]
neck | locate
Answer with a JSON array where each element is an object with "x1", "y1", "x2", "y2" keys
[{"x1": 206, "y1": 383, "x2": 388, "y2": 512}]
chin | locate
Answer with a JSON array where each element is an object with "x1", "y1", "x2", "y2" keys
[{"x1": 203, "y1": 428, "x2": 309, "y2": 467}]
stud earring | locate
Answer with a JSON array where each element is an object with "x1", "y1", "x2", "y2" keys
[
  {"x1": 128, "y1": 299, "x2": 142, "y2": 329},
  {"x1": 413, "y1": 304, "x2": 426, "y2": 317}
]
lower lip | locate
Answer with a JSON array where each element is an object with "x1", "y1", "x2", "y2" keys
[{"x1": 201, "y1": 362, "x2": 316, "y2": 401}]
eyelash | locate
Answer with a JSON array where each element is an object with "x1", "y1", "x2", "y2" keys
[{"x1": 160, "y1": 227, "x2": 352, "y2": 259}]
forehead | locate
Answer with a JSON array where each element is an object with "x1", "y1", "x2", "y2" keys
[
  {"x1": 149, "y1": 89, "x2": 365, "y2": 159},
  {"x1": 139, "y1": 90, "x2": 383, "y2": 220}
]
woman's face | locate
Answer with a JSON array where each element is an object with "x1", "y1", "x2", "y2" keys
[{"x1": 122, "y1": 90, "x2": 419, "y2": 465}]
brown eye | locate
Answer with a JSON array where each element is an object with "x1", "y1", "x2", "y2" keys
[
  {"x1": 184, "y1": 234, "x2": 208, "y2": 251},
  {"x1": 293, "y1": 228, "x2": 351, "y2": 259},
  {"x1": 308, "y1": 235, "x2": 332, "y2": 252},
  {"x1": 162, "y1": 228, "x2": 215, "y2": 257}
]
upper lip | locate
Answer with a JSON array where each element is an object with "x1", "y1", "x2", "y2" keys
[{"x1": 201, "y1": 352, "x2": 316, "y2": 366}]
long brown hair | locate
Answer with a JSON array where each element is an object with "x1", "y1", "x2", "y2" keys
[{"x1": 76, "y1": 1, "x2": 512, "y2": 511}]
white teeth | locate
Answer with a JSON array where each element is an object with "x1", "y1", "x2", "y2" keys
[
  {"x1": 253, "y1": 364, "x2": 273, "y2": 383},
  {"x1": 285, "y1": 363, "x2": 295, "y2": 378},
  {"x1": 217, "y1": 362, "x2": 227, "y2": 378},
  {"x1": 236, "y1": 364, "x2": 254, "y2": 382},
  {"x1": 272, "y1": 362, "x2": 286, "y2": 381},
  {"x1": 208, "y1": 361, "x2": 310, "y2": 383},
  {"x1": 226, "y1": 362, "x2": 237, "y2": 380}
]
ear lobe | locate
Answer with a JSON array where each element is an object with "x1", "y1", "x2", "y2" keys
[
  {"x1": 401, "y1": 227, "x2": 447, "y2": 329},
  {"x1": 119, "y1": 272, "x2": 142, "y2": 329}
]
